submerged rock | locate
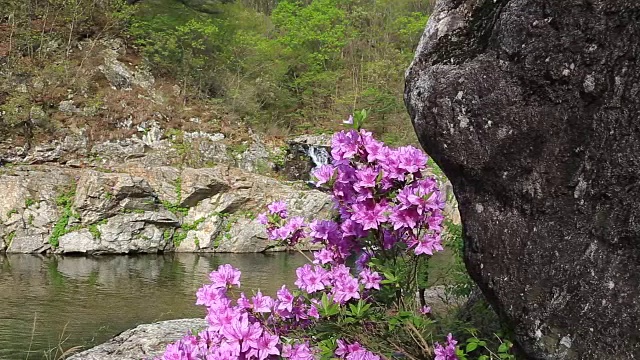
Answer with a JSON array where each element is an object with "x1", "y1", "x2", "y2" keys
[
  {"x1": 405, "y1": 1, "x2": 640, "y2": 359},
  {"x1": 68, "y1": 318, "x2": 206, "y2": 360}
]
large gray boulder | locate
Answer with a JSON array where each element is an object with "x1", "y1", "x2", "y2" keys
[
  {"x1": 405, "y1": 1, "x2": 640, "y2": 359},
  {"x1": 68, "y1": 318, "x2": 206, "y2": 360}
]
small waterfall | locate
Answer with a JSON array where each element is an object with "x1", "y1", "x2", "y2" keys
[{"x1": 306, "y1": 145, "x2": 330, "y2": 169}]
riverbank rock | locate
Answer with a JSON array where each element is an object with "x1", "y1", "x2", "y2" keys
[
  {"x1": 68, "y1": 318, "x2": 206, "y2": 360},
  {"x1": 405, "y1": 1, "x2": 640, "y2": 359},
  {"x1": 0, "y1": 164, "x2": 333, "y2": 254}
]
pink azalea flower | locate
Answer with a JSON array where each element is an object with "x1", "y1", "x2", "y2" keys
[
  {"x1": 343, "y1": 114, "x2": 354, "y2": 125},
  {"x1": 237, "y1": 292, "x2": 251, "y2": 309},
  {"x1": 220, "y1": 313, "x2": 262, "y2": 351},
  {"x1": 251, "y1": 291, "x2": 274, "y2": 313},
  {"x1": 257, "y1": 212, "x2": 268, "y2": 225},
  {"x1": 351, "y1": 202, "x2": 388, "y2": 230},
  {"x1": 332, "y1": 275, "x2": 360, "y2": 303},
  {"x1": 312, "y1": 164, "x2": 336, "y2": 186},
  {"x1": 347, "y1": 349, "x2": 381, "y2": 360},
  {"x1": 328, "y1": 264, "x2": 351, "y2": 283},
  {"x1": 276, "y1": 285, "x2": 294, "y2": 312},
  {"x1": 295, "y1": 264, "x2": 328, "y2": 293},
  {"x1": 434, "y1": 333, "x2": 459, "y2": 360},
  {"x1": 428, "y1": 209, "x2": 445, "y2": 231},
  {"x1": 361, "y1": 135, "x2": 386, "y2": 163},
  {"x1": 313, "y1": 248, "x2": 336, "y2": 265},
  {"x1": 309, "y1": 220, "x2": 340, "y2": 242},
  {"x1": 206, "y1": 306, "x2": 238, "y2": 332},
  {"x1": 396, "y1": 146, "x2": 427, "y2": 174},
  {"x1": 389, "y1": 207, "x2": 420, "y2": 230},
  {"x1": 283, "y1": 342, "x2": 314, "y2": 360},
  {"x1": 359, "y1": 268, "x2": 382, "y2": 290},
  {"x1": 196, "y1": 284, "x2": 227, "y2": 307},
  {"x1": 160, "y1": 342, "x2": 192, "y2": 360},
  {"x1": 267, "y1": 200, "x2": 288, "y2": 218},
  {"x1": 355, "y1": 167, "x2": 378, "y2": 189},
  {"x1": 331, "y1": 130, "x2": 359, "y2": 161},
  {"x1": 413, "y1": 234, "x2": 444, "y2": 256},
  {"x1": 209, "y1": 264, "x2": 241, "y2": 289},
  {"x1": 246, "y1": 332, "x2": 280, "y2": 360},
  {"x1": 307, "y1": 303, "x2": 320, "y2": 319},
  {"x1": 335, "y1": 340, "x2": 364, "y2": 357}
]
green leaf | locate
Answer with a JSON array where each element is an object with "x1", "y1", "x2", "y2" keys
[{"x1": 465, "y1": 342, "x2": 478, "y2": 353}]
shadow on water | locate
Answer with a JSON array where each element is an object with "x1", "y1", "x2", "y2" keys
[{"x1": 0, "y1": 252, "x2": 308, "y2": 359}]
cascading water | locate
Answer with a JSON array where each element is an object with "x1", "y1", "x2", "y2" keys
[
  {"x1": 277, "y1": 142, "x2": 331, "y2": 183},
  {"x1": 306, "y1": 145, "x2": 330, "y2": 169}
]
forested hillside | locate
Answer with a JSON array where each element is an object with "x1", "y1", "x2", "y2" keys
[{"x1": 0, "y1": 0, "x2": 432, "y2": 148}]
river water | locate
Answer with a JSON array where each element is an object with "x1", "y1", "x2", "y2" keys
[{"x1": 0, "y1": 253, "x2": 308, "y2": 359}]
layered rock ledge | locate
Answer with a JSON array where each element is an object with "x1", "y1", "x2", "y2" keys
[{"x1": 0, "y1": 164, "x2": 332, "y2": 254}]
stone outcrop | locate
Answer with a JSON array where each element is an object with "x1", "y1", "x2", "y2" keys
[
  {"x1": 67, "y1": 318, "x2": 206, "y2": 360},
  {"x1": 405, "y1": 1, "x2": 640, "y2": 359},
  {"x1": 0, "y1": 164, "x2": 333, "y2": 254}
]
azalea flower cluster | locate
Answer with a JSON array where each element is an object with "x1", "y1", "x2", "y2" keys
[
  {"x1": 265, "y1": 128, "x2": 447, "y2": 263},
  {"x1": 160, "y1": 127, "x2": 457, "y2": 360},
  {"x1": 159, "y1": 262, "x2": 381, "y2": 360},
  {"x1": 434, "y1": 334, "x2": 458, "y2": 360}
]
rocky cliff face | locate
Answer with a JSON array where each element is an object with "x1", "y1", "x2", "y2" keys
[
  {"x1": 405, "y1": 0, "x2": 640, "y2": 359},
  {"x1": 0, "y1": 164, "x2": 332, "y2": 254}
]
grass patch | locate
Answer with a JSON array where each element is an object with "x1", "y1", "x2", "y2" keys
[
  {"x1": 5, "y1": 231, "x2": 16, "y2": 248},
  {"x1": 49, "y1": 183, "x2": 78, "y2": 248},
  {"x1": 172, "y1": 217, "x2": 205, "y2": 247},
  {"x1": 25, "y1": 198, "x2": 37, "y2": 208},
  {"x1": 162, "y1": 177, "x2": 189, "y2": 216}
]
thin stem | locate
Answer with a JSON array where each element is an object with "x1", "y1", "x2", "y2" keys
[
  {"x1": 26, "y1": 311, "x2": 37, "y2": 360},
  {"x1": 294, "y1": 244, "x2": 314, "y2": 264}
]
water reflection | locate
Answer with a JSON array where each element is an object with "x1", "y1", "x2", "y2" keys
[{"x1": 0, "y1": 253, "x2": 308, "y2": 359}]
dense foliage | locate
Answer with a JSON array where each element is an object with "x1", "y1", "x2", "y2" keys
[
  {"x1": 128, "y1": 0, "x2": 430, "y2": 138},
  {"x1": 0, "y1": 0, "x2": 430, "y2": 144}
]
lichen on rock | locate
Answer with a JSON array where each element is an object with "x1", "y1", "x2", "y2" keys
[{"x1": 405, "y1": 0, "x2": 640, "y2": 358}]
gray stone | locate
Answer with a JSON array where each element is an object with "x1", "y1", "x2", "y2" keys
[
  {"x1": 74, "y1": 170, "x2": 158, "y2": 224},
  {"x1": 405, "y1": 1, "x2": 640, "y2": 359},
  {"x1": 99, "y1": 45, "x2": 155, "y2": 90},
  {"x1": 180, "y1": 167, "x2": 231, "y2": 207},
  {"x1": 7, "y1": 233, "x2": 48, "y2": 253},
  {"x1": 68, "y1": 318, "x2": 207, "y2": 360},
  {"x1": 118, "y1": 165, "x2": 181, "y2": 204},
  {"x1": 59, "y1": 100, "x2": 80, "y2": 114},
  {"x1": 100, "y1": 50, "x2": 134, "y2": 90},
  {"x1": 235, "y1": 132, "x2": 273, "y2": 173},
  {"x1": 96, "y1": 212, "x2": 178, "y2": 254},
  {"x1": 214, "y1": 217, "x2": 269, "y2": 253},
  {"x1": 58, "y1": 229, "x2": 99, "y2": 254},
  {"x1": 29, "y1": 105, "x2": 47, "y2": 123}
]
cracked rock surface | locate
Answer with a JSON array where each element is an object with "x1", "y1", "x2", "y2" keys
[
  {"x1": 405, "y1": 0, "x2": 640, "y2": 359},
  {"x1": 67, "y1": 318, "x2": 206, "y2": 360}
]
